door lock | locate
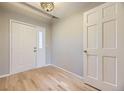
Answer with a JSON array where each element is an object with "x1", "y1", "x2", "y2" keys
[{"x1": 34, "y1": 47, "x2": 37, "y2": 49}]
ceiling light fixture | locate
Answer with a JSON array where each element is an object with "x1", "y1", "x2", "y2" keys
[{"x1": 40, "y1": 2, "x2": 54, "y2": 12}]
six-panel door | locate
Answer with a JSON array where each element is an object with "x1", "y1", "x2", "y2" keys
[{"x1": 83, "y1": 3, "x2": 120, "y2": 90}]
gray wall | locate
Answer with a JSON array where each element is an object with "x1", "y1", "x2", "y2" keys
[
  {"x1": 0, "y1": 8, "x2": 52, "y2": 75},
  {"x1": 52, "y1": 12, "x2": 83, "y2": 76},
  {"x1": 51, "y1": 3, "x2": 103, "y2": 77}
]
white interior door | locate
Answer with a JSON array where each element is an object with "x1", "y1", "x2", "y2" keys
[
  {"x1": 36, "y1": 27, "x2": 46, "y2": 67},
  {"x1": 83, "y1": 3, "x2": 124, "y2": 90},
  {"x1": 11, "y1": 20, "x2": 37, "y2": 74}
]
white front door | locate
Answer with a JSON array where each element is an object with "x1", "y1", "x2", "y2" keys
[
  {"x1": 11, "y1": 20, "x2": 37, "y2": 74},
  {"x1": 36, "y1": 27, "x2": 46, "y2": 67},
  {"x1": 83, "y1": 3, "x2": 124, "y2": 90}
]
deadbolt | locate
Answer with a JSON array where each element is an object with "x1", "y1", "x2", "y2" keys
[{"x1": 34, "y1": 47, "x2": 37, "y2": 49}]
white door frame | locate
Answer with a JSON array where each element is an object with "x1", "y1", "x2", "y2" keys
[{"x1": 9, "y1": 19, "x2": 46, "y2": 74}]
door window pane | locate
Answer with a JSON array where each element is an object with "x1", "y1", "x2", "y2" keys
[{"x1": 39, "y1": 32, "x2": 43, "y2": 48}]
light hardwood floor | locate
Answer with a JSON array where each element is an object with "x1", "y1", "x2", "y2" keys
[{"x1": 0, "y1": 65, "x2": 98, "y2": 91}]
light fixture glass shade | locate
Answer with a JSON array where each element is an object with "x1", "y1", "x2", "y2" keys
[{"x1": 40, "y1": 2, "x2": 54, "y2": 12}]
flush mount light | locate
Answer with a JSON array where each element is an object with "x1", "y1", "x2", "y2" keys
[{"x1": 40, "y1": 2, "x2": 54, "y2": 12}]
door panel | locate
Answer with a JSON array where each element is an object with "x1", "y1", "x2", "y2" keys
[
  {"x1": 102, "y1": 56, "x2": 117, "y2": 85},
  {"x1": 87, "y1": 55, "x2": 98, "y2": 79},
  {"x1": 87, "y1": 25, "x2": 98, "y2": 49},
  {"x1": 102, "y1": 20, "x2": 116, "y2": 48},
  {"x1": 102, "y1": 4, "x2": 116, "y2": 21},
  {"x1": 83, "y1": 3, "x2": 122, "y2": 90},
  {"x1": 87, "y1": 12, "x2": 98, "y2": 26},
  {"x1": 11, "y1": 21, "x2": 37, "y2": 74}
]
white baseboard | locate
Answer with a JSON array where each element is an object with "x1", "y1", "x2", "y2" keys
[
  {"x1": 49, "y1": 64, "x2": 84, "y2": 81},
  {"x1": 0, "y1": 64, "x2": 52, "y2": 79},
  {"x1": 35, "y1": 64, "x2": 52, "y2": 69},
  {"x1": 0, "y1": 73, "x2": 10, "y2": 78},
  {"x1": 0, "y1": 64, "x2": 84, "y2": 81}
]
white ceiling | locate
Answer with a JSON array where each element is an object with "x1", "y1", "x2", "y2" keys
[
  {"x1": 26, "y1": 2, "x2": 104, "y2": 18},
  {"x1": 0, "y1": 2, "x2": 104, "y2": 23}
]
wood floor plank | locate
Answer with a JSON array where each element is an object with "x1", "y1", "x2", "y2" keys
[{"x1": 0, "y1": 65, "x2": 98, "y2": 91}]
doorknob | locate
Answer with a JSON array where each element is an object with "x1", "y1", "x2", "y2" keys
[
  {"x1": 34, "y1": 50, "x2": 37, "y2": 52},
  {"x1": 84, "y1": 50, "x2": 87, "y2": 53}
]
